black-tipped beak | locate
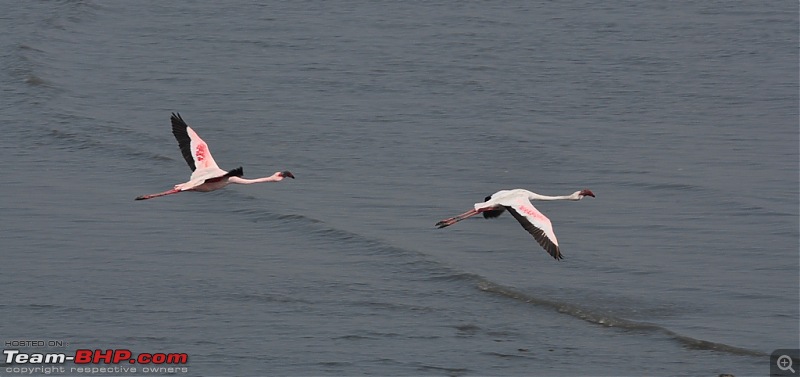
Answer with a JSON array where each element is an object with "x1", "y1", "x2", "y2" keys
[
  {"x1": 580, "y1": 189, "x2": 595, "y2": 198},
  {"x1": 281, "y1": 171, "x2": 295, "y2": 179}
]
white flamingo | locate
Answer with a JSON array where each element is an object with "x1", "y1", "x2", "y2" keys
[
  {"x1": 435, "y1": 189, "x2": 595, "y2": 259},
  {"x1": 135, "y1": 113, "x2": 294, "y2": 200}
]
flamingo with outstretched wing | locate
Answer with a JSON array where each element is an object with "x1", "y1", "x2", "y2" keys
[
  {"x1": 135, "y1": 113, "x2": 294, "y2": 200},
  {"x1": 436, "y1": 189, "x2": 595, "y2": 260}
]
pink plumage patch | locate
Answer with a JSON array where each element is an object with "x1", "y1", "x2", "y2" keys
[
  {"x1": 195, "y1": 144, "x2": 206, "y2": 162},
  {"x1": 517, "y1": 204, "x2": 548, "y2": 222}
]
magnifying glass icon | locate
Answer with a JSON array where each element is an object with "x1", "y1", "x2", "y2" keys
[{"x1": 778, "y1": 355, "x2": 796, "y2": 373}]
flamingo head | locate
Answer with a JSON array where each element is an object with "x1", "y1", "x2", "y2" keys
[
  {"x1": 279, "y1": 171, "x2": 295, "y2": 179},
  {"x1": 578, "y1": 189, "x2": 595, "y2": 198}
]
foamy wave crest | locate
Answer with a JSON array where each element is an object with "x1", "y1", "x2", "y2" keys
[
  {"x1": 475, "y1": 279, "x2": 767, "y2": 357},
  {"x1": 233, "y1": 205, "x2": 768, "y2": 358}
]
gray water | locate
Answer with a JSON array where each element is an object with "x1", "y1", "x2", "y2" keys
[{"x1": 1, "y1": 1, "x2": 797, "y2": 376}]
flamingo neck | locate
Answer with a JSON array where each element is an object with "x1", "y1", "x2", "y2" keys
[
  {"x1": 527, "y1": 191, "x2": 582, "y2": 201},
  {"x1": 228, "y1": 175, "x2": 281, "y2": 185}
]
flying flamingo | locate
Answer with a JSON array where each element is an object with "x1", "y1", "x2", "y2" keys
[
  {"x1": 435, "y1": 189, "x2": 595, "y2": 260},
  {"x1": 135, "y1": 113, "x2": 294, "y2": 200}
]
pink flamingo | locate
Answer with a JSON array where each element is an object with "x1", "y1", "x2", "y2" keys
[
  {"x1": 135, "y1": 113, "x2": 294, "y2": 200},
  {"x1": 435, "y1": 189, "x2": 595, "y2": 260}
]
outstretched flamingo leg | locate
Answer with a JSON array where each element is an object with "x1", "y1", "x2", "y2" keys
[
  {"x1": 135, "y1": 188, "x2": 182, "y2": 201},
  {"x1": 435, "y1": 209, "x2": 481, "y2": 228}
]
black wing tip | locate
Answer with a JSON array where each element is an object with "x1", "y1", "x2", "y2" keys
[
  {"x1": 482, "y1": 208, "x2": 505, "y2": 219},
  {"x1": 545, "y1": 239, "x2": 563, "y2": 260},
  {"x1": 225, "y1": 167, "x2": 244, "y2": 177},
  {"x1": 170, "y1": 113, "x2": 196, "y2": 171},
  {"x1": 545, "y1": 243, "x2": 563, "y2": 260},
  {"x1": 506, "y1": 207, "x2": 563, "y2": 261},
  {"x1": 171, "y1": 112, "x2": 188, "y2": 128},
  {"x1": 542, "y1": 239, "x2": 563, "y2": 260}
]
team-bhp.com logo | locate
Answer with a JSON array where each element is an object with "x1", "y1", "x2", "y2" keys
[{"x1": 3, "y1": 349, "x2": 189, "y2": 374}]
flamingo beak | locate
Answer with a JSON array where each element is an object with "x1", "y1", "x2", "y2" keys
[
  {"x1": 281, "y1": 171, "x2": 295, "y2": 179},
  {"x1": 580, "y1": 189, "x2": 595, "y2": 198}
]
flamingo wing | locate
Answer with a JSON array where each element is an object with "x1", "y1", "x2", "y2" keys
[
  {"x1": 505, "y1": 199, "x2": 562, "y2": 260},
  {"x1": 171, "y1": 113, "x2": 220, "y2": 172}
]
